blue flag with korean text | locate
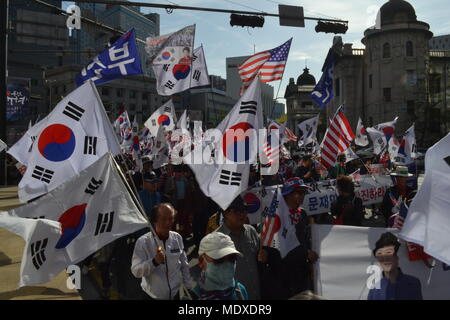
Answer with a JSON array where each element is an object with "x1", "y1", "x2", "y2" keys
[
  {"x1": 311, "y1": 56, "x2": 334, "y2": 108},
  {"x1": 75, "y1": 29, "x2": 143, "y2": 86}
]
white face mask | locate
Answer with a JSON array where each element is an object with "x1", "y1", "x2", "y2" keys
[{"x1": 201, "y1": 261, "x2": 236, "y2": 291}]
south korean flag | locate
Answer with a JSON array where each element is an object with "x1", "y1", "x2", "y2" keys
[
  {"x1": 9, "y1": 81, "x2": 121, "y2": 203},
  {"x1": 144, "y1": 100, "x2": 177, "y2": 137},
  {"x1": 152, "y1": 46, "x2": 210, "y2": 96}
]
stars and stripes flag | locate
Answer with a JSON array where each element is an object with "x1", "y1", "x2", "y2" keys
[
  {"x1": 320, "y1": 106, "x2": 356, "y2": 169},
  {"x1": 238, "y1": 38, "x2": 292, "y2": 90},
  {"x1": 261, "y1": 190, "x2": 280, "y2": 247},
  {"x1": 393, "y1": 199, "x2": 408, "y2": 230}
]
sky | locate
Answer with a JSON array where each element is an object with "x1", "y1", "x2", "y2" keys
[{"x1": 63, "y1": 0, "x2": 450, "y2": 107}]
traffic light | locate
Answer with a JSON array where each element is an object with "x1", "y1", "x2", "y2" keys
[
  {"x1": 315, "y1": 21, "x2": 348, "y2": 34},
  {"x1": 230, "y1": 14, "x2": 265, "y2": 28}
]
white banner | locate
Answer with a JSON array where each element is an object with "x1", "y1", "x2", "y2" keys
[
  {"x1": 245, "y1": 175, "x2": 393, "y2": 220},
  {"x1": 312, "y1": 225, "x2": 450, "y2": 300}
]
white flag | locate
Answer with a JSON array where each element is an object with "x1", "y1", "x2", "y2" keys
[
  {"x1": 151, "y1": 126, "x2": 170, "y2": 169},
  {"x1": 3, "y1": 153, "x2": 148, "y2": 286},
  {"x1": 399, "y1": 133, "x2": 450, "y2": 265},
  {"x1": 355, "y1": 117, "x2": 369, "y2": 147},
  {"x1": 7, "y1": 115, "x2": 50, "y2": 166},
  {"x1": 297, "y1": 114, "x2": 319, "y2": 147},
  {"x1": 388, "y1": 136, "x2": 400, "y2": 163},
  {"x1": 375, "y1": 116, "x2": 398, "y2": 142},
  {"x1": 10, "y1": 82, "x2": 121, "y2": 203},
  {"x1": 144, "y1": 100, "x2": 176, "y2": 137},
  {"x1": 395, "y1": 124, "x2": 416, "y2": 165},
  {"x1": 261, "y1": 188, "x2": 300, "y2": 258},
  {"x1": 153, "y1": 46, "x2": 210, "y2": 96},
  {"x1": 366, "y1": 127, "x2": 387, "y2": 155},
  {"x1": 177, "y1": 109, "x2": 188, "y2": 131},
  {"x1": 343, "y1": 147, "x2": 359, "y2": 163},
  {"x1": 0, "y1": 139, "x2": 7, "y2": 153},
  {"x1": 185, "y1": 77, "x2": 263, "y2": 210}
]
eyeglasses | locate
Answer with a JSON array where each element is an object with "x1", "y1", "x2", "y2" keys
[{"x1": 213, "y1": 254, "x2": 238, "y2": 264}]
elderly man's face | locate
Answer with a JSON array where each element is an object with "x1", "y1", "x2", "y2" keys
[
  {"x1": 155, "y1": 204, "x2": 176, "y2": 237},
  {"x1": 375, "y1": 245, "x2": 399, "y2": 273},
  {"x1": 285, "y1": 189, "x2": 307, "y2": 209},
  {"x1": 224, "y1": 209, "x2": 247, "y2": 230}
]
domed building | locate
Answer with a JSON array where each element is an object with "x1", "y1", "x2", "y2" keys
[
  {"x1": 324, "y1": 0, "x2": 449, "y2": 147},
  {"x1": 284, "y1": 67, "x2": 327, "y2": 139}
]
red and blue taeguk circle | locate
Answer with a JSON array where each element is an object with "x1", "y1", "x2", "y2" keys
[
  {"x1": 172, "y1": 64, "x2": 191, "y2": 80},
  {"x1": 38, "y1": 124, "x2": 76, "y2": 162},
  {"x1": 162, "y1": 51, "x2": 171, "y2": 60},
  {"x1": 157, "y1": 114, "x2": 171, "y2": 126},
  {"x1": 243, "y1": 192, "x2": 261, "y2": 214},
  {"x1": 222, "y1": 122, "x2": 254, "y2": 162},
  {"x1": 55, "y1": 204, "x2": 87, "y2": 249}
]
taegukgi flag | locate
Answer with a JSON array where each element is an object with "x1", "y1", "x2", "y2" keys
[
  {"x1": 355, "y1": 117, "x2": 369, "y2": 147},
  {"x1": 2, "y1": 153, "x2": 148, "y2": 287},
  {"x1": 153, "y1": 46, "x2": 210, "y2": 96},
  {"x1": 144, "y1": 100, "x2": 177, "y2": 137},
  {"x1": 9, "y1": 81, "x2": 121, "y2": 203},
  {"x1": 75, "y1": 29, "x2": 143, "y2": 86},
  {"x1": 298, "y1": 114, "x2": 320, "y2": 147},
  {"x1": 185, "y1": 77, "x2": 263, "y2": 210},
  {"x1": 145, "y1": 25, "x2": 195, "y2": 65}
]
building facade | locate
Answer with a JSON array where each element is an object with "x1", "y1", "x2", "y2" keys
[
  {"x1": 325, "y1": 0, "x2": 449, "y2": 148},
  {"x1": 284, "y1": 68, "x2": 327, "y2": 141}
]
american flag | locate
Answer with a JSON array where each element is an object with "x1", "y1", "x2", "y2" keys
[
  {"x1": 320, "y1": 106, "x2": 355, "y2": 168},
  {"x1": 238, "y1": 38, "x2": 292, "y2": 89},
  {"x1": 261, "y1": 190, "x2": 281, "y2": 247}
]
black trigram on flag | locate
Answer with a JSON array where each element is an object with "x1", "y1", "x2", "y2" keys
[
  {"x1": 151, "y1": 119, "x2": 157, "y2": 126},
  {"x1": 163, "y1": 106, "x2": 172, "y2": 113},
  {"x1": 192, "y1": 53, "x2": 198, "y2": 62},
  {"x1": 84, "y1": 136, "x2": 98, "y2": 155},
  {"x1": 163, "y1": 64, "x2": 169, "y2": 72},
  {"x1": 31, "y1": 166, "x2": 54, "y2": 184},
  {"x1": 164, "y1": 81, "x2": 175, "y2": 89},
  {"x1": 239, "y1": 101, "x2": 257, "y2": 115},
  {"x1": 94, "y1": 212, "x2": 115, "y2": 236},
  {"x1": 219, "y1": 170, "x2": 242, "y2": 186},
  {"x1": 444, "y1": 156, "x2": 450, "y2": 167},
  {"x1": 85, "y1": 177, "x2": 103, "y2": 195},
  {"x1": 63, "y1": 101, "x2": 85, "y2": 121},
  {"x1": 31, "y1": 238, "x2": 48, "y2": 270},
  {"x1": 193, "y1": 70, "x2": 201, "y2": 81},
  {"x1": 29, "y1": 216, "x2": 45, "y2": 219},
  {"x1": 28, "y1": 136, "x2": 37, "y2": 153}
]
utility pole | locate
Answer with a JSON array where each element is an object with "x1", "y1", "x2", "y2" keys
[{"x1": 0, "y1": 0, "x2": 8, "y2": 186}]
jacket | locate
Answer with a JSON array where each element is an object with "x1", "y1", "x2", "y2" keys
[
  {"x1": 131, "y1": 230, "x2": 193, "y2": 299},
  {"x1": 330, "y1": 193, "x2": 365, "y2": 226}
]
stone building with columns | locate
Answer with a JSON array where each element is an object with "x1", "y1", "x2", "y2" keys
[{"x1": 325, "y1": 0, "x2": 449, "y2": 148}]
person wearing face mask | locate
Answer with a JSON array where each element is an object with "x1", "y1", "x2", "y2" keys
[
  {"x1": 131, "y1": 203, "x2": 193, "y2": 300},
  {"x1": 368, "y1": 232, "x2": 422, "y2": 300},
  {"x1": 192, "y1": 232, "x2": 248, "y2": 300}
]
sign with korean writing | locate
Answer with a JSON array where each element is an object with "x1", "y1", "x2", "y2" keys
[
  {"x1": 6, "y1": 79, "x2": 30, "y2": 121},
  {"x1": 75, "y1": 29, "x2": 143, "y2": 86}
]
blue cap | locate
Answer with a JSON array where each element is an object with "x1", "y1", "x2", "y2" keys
[{"x1": 281, "y1": 177, "x2": 311, "y2": 196}]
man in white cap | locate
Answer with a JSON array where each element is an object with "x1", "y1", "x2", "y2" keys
[
  {"x1": 192, "y1": 232, "x2": 248, "y2": 300},
  {"x1": 380, "y1": 166, "x2": 415, "y2": 227}
]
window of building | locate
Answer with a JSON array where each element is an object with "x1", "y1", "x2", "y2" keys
[
  {"x1": 383, "y1": 88, "x2": 391, "y2": 102},
  {"x1": 383, "y1": 43, "x2": 391, "y2": 59},
  {"x1": 335, "y1": 78, "x2": 340, "y2": 97},
  {"x1": 369, "y1": 116, "x2": 373, "y2": 127},
  {"x1": 142, "y1": 92, "x2": 148, "y2": 100},
  {"x1": 130, "y1": 90, "x2": 137, "y2": 99},
  {"x1": 130, "y1": 104, "x2": 136, "y2": 111},
  {"x1": 369, "y1": 74, "x2": 373, "y2": 89},
  {"x1": 102, "y1": 87, "x2": 110, "y2": 96},
  {"x1": 301, "y1": 102, "x2": 312, "y2": 109},
  {"x1": 406, "y1": 41, "x2": 414, "y2": 57},
  {"x1": 53, "y1": 86, "x2": 58, "y2": 95},
  {"x1": 63, "y1": 84, "x2": 67, "y2": 93},
  {"x1": 407, "y1": 70, "x2": 417, "y2": 86},
  {"x1": 31, "y1": 79, "x2": 38, "y2": 86},
  {"x1": 117, "y1": 88, "x2": 124, "y2": 97},
  {"x1": 429, "y1": 74, "x2": 442, "y2": 96}
]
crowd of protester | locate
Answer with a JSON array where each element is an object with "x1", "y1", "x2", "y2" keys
[{"x1": 77, "y1": 147, "x2": 419, "y2": 300}]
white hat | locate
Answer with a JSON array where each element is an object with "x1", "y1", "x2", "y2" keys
[
  {"x1": 390, "y1": 165, "x2": 414, "y2": 177},
  {"x1": 198, "y1": 232, "x2": 242, "y2": 260}
]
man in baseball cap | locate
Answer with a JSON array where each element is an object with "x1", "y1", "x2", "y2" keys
[{"x1": 192, "y1": 232, "x2": 248, "y2": 300}]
